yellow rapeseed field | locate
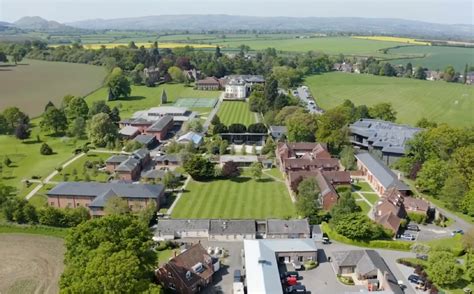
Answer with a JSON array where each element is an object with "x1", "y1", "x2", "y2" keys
[
  {"x1": 50, "y1": 42, "x2": 215, "y2": 49},
  {"x1": 352, "y1": 36, "x2": 431, "y2": 45}
]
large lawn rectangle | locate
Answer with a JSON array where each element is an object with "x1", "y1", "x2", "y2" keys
[
  {"x1": 217, "y1": 101, "x2": 256, "y2": 126},
  {"x1": 171, "y1": 174, "x2": 295, "y2": 219}
]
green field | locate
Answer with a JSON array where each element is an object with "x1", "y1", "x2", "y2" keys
[
  {"x1": 361, "y1": 193, "x2": 380, "y2": 205},
  {"x1": 86, "y1": 84, "x2": 219, "y2": 117},
  {"x1": 171, "y1": 171, "x2": 295, "y2": 219},
  {"x1": 217, "y1": 101, "x2": 256, "y2": 126},
  {"x1": 307, "y1": 72, "x2": 474, "y2": 126},
  {"x1": 0, "y1": 59, "x2": 106, "y2": 117},
  {"x1": 389, "y1": 45, "x2": 474, "y2": 72},
  {"x1": 51, "y1": 153, "x2": 112, "y2": 183}
]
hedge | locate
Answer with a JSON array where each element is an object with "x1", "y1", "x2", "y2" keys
[
  {"x1": 321, "y1": 222, "x2": 412, "y2": 251},
  {"x1": 0, "y1": 223, "x2": 69, "y2": 238}
]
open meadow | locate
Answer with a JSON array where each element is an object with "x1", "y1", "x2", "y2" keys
[
  {"x1": 0, "y1": 234, "x2": 65, "y2": 294},
  {"x1": 171, "y1": 170, "x2": 295, "y2": 219},
  {"x1": 306, "y1": 72, "x2": 474, "y2": 126},
  {"x1": 0, "y1": 59, "x2": 106, "y2": 117},
  {"x1": 217, "y1": 101, "x2": 256, "y2": 126}
]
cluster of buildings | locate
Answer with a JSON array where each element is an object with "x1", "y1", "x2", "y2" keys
[
  {"x1": 355, "y1": 152, "x2": 430, "y2": 234},
  {"x1": 154, "y1": 218, "x2": 316, "y2": 241},
  {"x1": 195, "y1": 74, "x2": 265, "y2": 99},
  {"x1": 425, "y1": 70, "x2": 474, "y2": 84},
  {"x1": 276, "y1": 142, "x2": 351, "y2": 210}
]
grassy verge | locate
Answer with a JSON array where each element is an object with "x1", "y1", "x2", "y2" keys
[
  {"x1": 0, "y1": 223, "x2": 69, "y2": 238},
  {"x1": 321, "y1": 222, "x2": 412, "y2": 251}
]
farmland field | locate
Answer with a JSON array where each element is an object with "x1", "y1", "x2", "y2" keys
[
  {"x1": 0, "y1": 234, "x2": 64, "y2": 294},
  {"x1": 171, "y1": 171, "x2": 295, "y2": 219},
  {"x1": 352, "y1": 36, "x2": 430, "y2": 45},
  {"x1": 0, "y1": 59, "x2": 106, "y2": 117},
  {"x1": 52, "y1": 42, "x2": 215, "y2": 50},
  {"x1": 306, "y1": 72, "x2": 474, "y2": 126},
  {"x1": 389, "y1": 45, "x2": 474, "y2": 72},
  {"x1": 217, "y1": 101, "x2": 256, "y2": 126}
]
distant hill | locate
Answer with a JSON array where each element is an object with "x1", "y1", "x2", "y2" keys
[
  {"x1": 67, "y1": 15, "x2": 474, "y2": 40},
  {"x1": 14, "y1": 16, "x2": 74, "y2": 31}
]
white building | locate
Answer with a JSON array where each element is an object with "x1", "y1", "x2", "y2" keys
[
  {"x1": 131, "y1": 106, "x2": 196, "y2": 122},
  {"x1": 225, "y1": 79, "x2": 247, "y2": 99}
]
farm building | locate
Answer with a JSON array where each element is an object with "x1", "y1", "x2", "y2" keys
[
  {"x1": 154, "y1": 219, "x2": 210, "y2": 240},
  {"x1": 209, "y1": 220, "x2": 256, "y2": 241}
]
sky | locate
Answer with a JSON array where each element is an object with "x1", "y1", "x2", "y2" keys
[{"x1": 0, "y1": 0, "x2": 473, "y2": 25}]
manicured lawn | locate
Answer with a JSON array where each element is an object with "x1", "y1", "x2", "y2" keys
[
  {"x1": 157, "y1": 249, "x2": 175, "y2": 265},
  {"x1": 353, "y1": 181, "x2": 375, "y2": 193},
  {"x1": 263, "y1": 168, "x2": 285, "y2": 181},
  {"x1": 171, "y1": 171, "x2": 295, "y2": 219},
  {"x1": 361, "y1": 193, "x2": 379, "y2": 205},
  {"x1": 85, "y1": 83, "x2": 219, "y2": 118},
  {"x1": 0, "y1": 59, "x2": 106, "y2": 117},
  {"x1": 423, "y1": 234, "x2": 465, "y2": 255},
  {"x1": 51, "y1": 153, "x2": 112, "y2": 183},
  {"x1": 356, "y1": 199, "x2": 371, "y2": 215},
  {"x1": 217, "y1": 101, "x2": 256, "y2": 126},
  {"x1": 306, "y1": 72, "x2": 474, "y2": 127}
]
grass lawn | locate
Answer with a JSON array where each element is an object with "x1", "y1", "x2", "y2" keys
[
  {"x1": 353, "y1": 181, "x2": 375, "y2": 193},
  {"x1": 263, "y1": 168, "x2": 285, "y2": 181},
  {"x1": 356, "y1": 199, "x2": 372, "y2": 215},
  {"x1": 361, "y1": 193, "x2": 379, "y2": 205},
  {"x1": 0, "y1": 59, "x2": 106, "y2": 117},
  {"x1": 157, "y1": 249, "x2": 176, "y2": 265},
  {"x1": 423, "y1": 234, "x2": 465, "y2": 255},
  {"x1": 217, "y1": 101, "x2": 256, "y2": 126},
  {"x1": 51, "y1": 153, "x2": 112, "y2": 183},
  {"x1": 171, "y1": 171, "x2": 295, "y2": 219},
  {"x1": 85, "y1": 83, "x2": 219, "y2": 118},
  {"x1": 306, "y1": 72, "x2": 474, "y2": 127}
]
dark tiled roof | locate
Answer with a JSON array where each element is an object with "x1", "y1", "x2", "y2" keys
[
  {"x1": 106, "y1": 154, "x2": 129, "y2": 164},
  {"x1": 88, "y1": 189, "x2": 117, "y2": 208},
  {"x1": 116, "y1": 157, "x2": 140, "y2": 172},
  {"x1": 147, "y1": 116, "x2": 173, "y2": 132},
  {"x1": 209, "y1": 220, "x2": 256, "y2": 235},
  {"x1": 133, "y1": 148, "x2": 149, "y2": 160},
  {"x1": 155, "y1": 154, "x2": 181, "y2": 163},
  {"x1": 156, "y1": 219, "x2": 210, "y2": 235},
  {"x1": 266, "y1": 219, "x2": 310, "y2": 235},
  {"x1": 47, "y1": 182, "x2": 164, "y2": 199},
  {"x1": 134, "y1": 134, "x2": 156, "y2": 145}
]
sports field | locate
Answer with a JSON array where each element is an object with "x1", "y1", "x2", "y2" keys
[
  {"x1": 174, "y1": 97, "x2": 218, "y2": 108},
  {"x1": 0, "y1": 59, "x2": 106, "y2": 117},
  {"x1": 85, "y1": 84, "x2": 220, "y2": 117},
  {"x1": 171, "y1": 171, "x2": 295, "y2": 219},
  {"x1": 217, "y1": 101, "x2": 256, "y2": 126},
  {"x1": 0, "y1": 234, "x2": 64, "y2": 294},
  {"x1": 389, "y1": 45, "x2": 474, "y2": 72},
  {"x1": 306, "y1": 72, "x2": 474, "y2": 126}
]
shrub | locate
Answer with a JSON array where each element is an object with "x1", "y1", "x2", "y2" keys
[
  {"x1": 40, "y1": 143, "x2": 53, "y2": 155},
  {"x1": 304, "y1": 260, "x2": 318, "y2": 270},
  {"x1": 408, "y1": 212, "x2": 427, "y2": 224},
  {"x1": 337, "y1": 275, "x2": 354, "y2": 285}
]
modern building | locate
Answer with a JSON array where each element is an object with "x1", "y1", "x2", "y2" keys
[
  {"x1": 349, "y1": 119, "x2": 421, "y2": 164},
  {"x1": 46, "y1": 182, "x2": 164, "y2": 217},
  {"x1": 177, "y1": 131, "x2": 204, "y2": 147},
  {"x1": 126, "y1": 106, "x2": 196, "y2": 123},
  {"x1": 244, "y1": 239, "x2": 317, "y2": 294},
  {"x1": 331, "y1": 250, "x2": 404, "y2": 294},
  {"x1": 156, "y1": 243, "x2": 215, "y2": 294},
  {"x1": 355, "y1": 152, "x2": 410, "y2": 196}
]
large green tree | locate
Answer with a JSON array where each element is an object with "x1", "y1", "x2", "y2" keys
[
  {"x1": 415, "y1": 158, "x2": 449, "y2": 196},
  {"x1": 426, "y1": 251, "x2": 462, "y2": 287},
  {"x1": 3, "y1": 107, "x2": 29, "y2": 131},
  {"x1": 40, "y1": 107, "x2": 67, "y2": 135},
  {"x1": 183, "y1": 155, "x2": 215, "y2": 180},
  {"x1": 60, "y1": 215, "x2": 160, "y2": 293},
  {"x1": 286, "y1": 112, "x2": 317, "y2": 142},
  {"x1": 87, "y1": 113, "x2": 118, "y2": 147},
  {"x1": 65, "y1": 96, "x2": 89, "y2": 122},
  {"x1": 368, "y1": 103, "x2": 397, "y2": 122},
  {"x1": 107, "y1": 67, "x2": 131, "y2": 100},
  {"x1": 296, "y1": 178, "x2": 320, "y2": 218}
]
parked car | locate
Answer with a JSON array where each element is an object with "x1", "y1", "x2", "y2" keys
[
  {"x1": 416, "y1": 254, "x2": 428, "y2": 261},
  {"x1": 407, "y1": 224, "x2": 420, "y2": 231},
  {"x1": 400, "y1": 234, "x2": 416, "y2": 241},
  {"x1": 408, "y1": 274, "x2": 421, "y2": 284},
  {"x1": 322, "y1": 237, "x2": 330, "y2": 244},
  {"x1": 286, "y1": 285, "x2": 306, "y2": 293},
  {"x1": 284, "y1": 271, "x2": 299, "y2": 279},
  {"x1": 233, "y1": 269, "x2": 242, "y2": 283},
  {"x1": 286, "y1": 276, "x2": 298, "y2": 286},
  {"x1": 452, "y1": 229, "x2": 464, "y2": 236},
  {"x1": 291, "y1": 260, "x2": 303, "y2": 271}
]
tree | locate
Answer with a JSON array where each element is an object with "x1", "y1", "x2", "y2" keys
[
  {"x1": 15, "y1": 122, "x2": 30, "y2": 140},
  {"x1": 415, "y1": 118, "x2": 437, "y2": 129},
  {"x1": 0, "y1": 114, "x2": 9, "y2": 134},
  {"x1": 426, "y1": 251, "x2": 462, "y2": 287},
  {"x1": 12, "y1": 49, "x2": 23, "y2": 64},
  {"x1": 296, "y1": 178, "x2": 320, "y2": 218},
  {"x1": 405, "y1": 62, "x2": 413, "y2": 77},
  {"x1": 339, "y1": 146, "x2": 356, "y2": 170},
  {"x1": 3, "y1": 156, "x2": 11, "y2": 167},
  {"x1": 65, "y1": 96, "x2": 89, "y2": 122},
  {"x1": 440, "y1": 171, "x2": 469, "y2": 210},
  {"x1": 271, "y1": 66, "x2": 302, "y2": 89},
  {"x1": 87, "y1": 113, "x2": 118, "y2": 147},
  {"x1": 212, "y1": 123, "x2": 228, "y2": 135},
  {"x1": 68, "y1": 117, "x2": 87, "y2": 139},
  {"x1": 286, "y1": 112, "x2": 317, "y2": 142},
  {"x1": 331, "y1": 191, "x2": 360, "y2": 218},
  {"x1": 228, "y1": 123, "x2": 247, "y2": 133},
  {"x1": 3, "y1": 107, "x2": 29, "y2": 130},
  {"x1": 183, "y1": 155, "x2": 215, "y2": 180},
  {"x1": 60, "y1": 215, "x2": 159, "y2": 293},
  {"x1": 316, "y1": 107, "x2": 350, "y2": 152},
  {"x1": 185, "y1": 119, "x2": 204, "y2": 133},
  {"x1": 249, "y1": 162, "x2": 263, "y2": 180},
  {"x1": 443, "y1": 65, "x2": 456, "y2": 82},
  {"x1": 264, "y1": 76, "x2": 278, "y2": 110},
  {"x1": 168, "y1": 66, "x2": 185, "y2": 83},
  {"x1": 161, "y1": 90, "x2": 168, "y2": 104},
  {"x1": 40, "y1": 143, "x2": 53, "y2": 155},
  {"x1": 368, "y1": 103, "x2": 397, "y2": 122},
  {"x1": 463, "y1": 64, "x2": 468, "y2": 84},
  {"x1": 413, "y1": 66, "x2": 427, "y2": 80},
  {"x1": 107, "y1": 68, "x2": 131, "y2": 100},
  {"x1": 44, "y1": 101, "x2": 55, "y2": 111},
  {"x1": 40, "y1": 107, "x2": 67, "y2": 135},
  {"x1": 415, "y1": 158, "x2": 449, "y2": 196},
  {"x1": 215, "y1": 46, "x2": 222, "y2": 58},
  {"x1": 333, "y1": 213, "x2": 387, "y2": 240},
  {"x1": 221, "y1": 161, "x2": 240, "y2": 178},
  {"x1": 163, "y1": 172, "x2": 181, "y2": 191},
  {"x1": 104, "y1": 197, "x2": 130, "y2": 215},
  {"x1": 0, "y1": 51, "x2": 8, "y2": 63},
  {"x1": 247, "y1": 123, "x2": 268, "y2": 133},
  {"x1": 88, "y1": 100, "x2": 112, "y2": 118}
]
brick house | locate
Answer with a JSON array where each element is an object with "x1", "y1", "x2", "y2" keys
[
  {"x1": 105, "y1": 154, "x2": 129, "y2": 173},
  {"x1": 145, "y1": 116, "x2": 174, "y2": 140},
  {"x1": 46, "y1": 182, "x2": 164, "y2": 217},
  {"x1": 115, "y1": 157, "x2": 141, "y2": 181},
  {"x1": 195, "y1": 77, "x2": 222, "y2": 90},
  {"x1": 156, "y1": 243, "x2": 215, "y2": 294}
]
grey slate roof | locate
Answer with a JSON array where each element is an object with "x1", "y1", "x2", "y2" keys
[
  {"x1": 119, "y1": 125, "x2": 140, "y2": 136},
  {"x1": 269, "y1": 125, "x2": 287, "y2": 135},
  {"x1": 266, "y1": 219, "x2": 310, "y2": 235},
  {"x1": 133, "y1": 148, "x2": 149, "y2": 160},
  {"x1": 116, "y1": 157, "x2": 140, "y2": 172},
  {"x1": 147, "y1": 116, "x2": 173, "y2": 132},
  {"x1": 47, "y1": 182, "x2": 164, "y2": 199},
  {"x1": 350, "y1": 119, "x2": 421, "y2": 155},
  {"x1": 156, "y1": 219, "x2": 210, "y2": 235},
  {"x1": 89, "y1": 189, "x2": 117, "y2": 208},
  {"x1": 155, "y1": 154, "x2": 181, "y2": 163},
  {"x1": 311, "y1": 225, "x2": 322, "y2": 235},
  {"x1": 106, "y1": 154, "x2": 129, "y2": 164},
  {"x1": 134, "y1": 134, "x2": 156, "y2": 145},
  {"x1": 355, "y1": 152, "x2": 410, "y2": 191},
  {"x1": 209, "y1": 220, "x2": 256, "y2": 235}
]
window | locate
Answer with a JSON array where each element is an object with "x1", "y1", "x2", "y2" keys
[{"x1": 50, "y1": 202, "x2": 54, "y2": 206}]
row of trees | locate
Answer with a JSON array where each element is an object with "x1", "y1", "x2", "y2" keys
[{"x1": 394, "y1": 124, "x2": 474, "y2": 216}]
